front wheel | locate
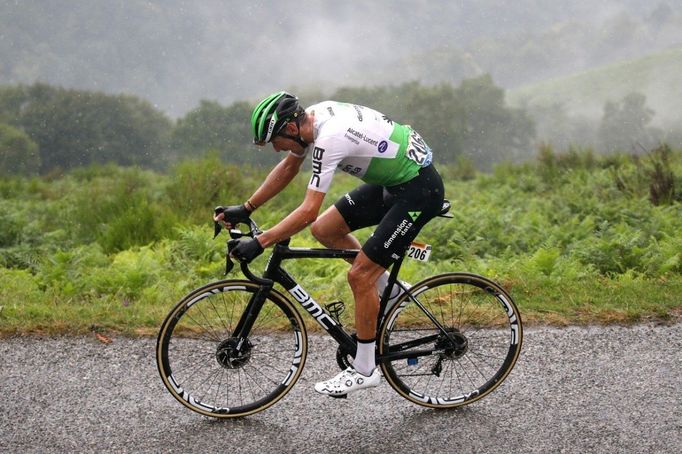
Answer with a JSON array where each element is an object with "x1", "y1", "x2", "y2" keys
[
  {"x1": 156, "y1": 280, "x2": 308, "y2": 418},
  {"x1": 378, "y1": 273, "x2": 522, "y2": 409}
]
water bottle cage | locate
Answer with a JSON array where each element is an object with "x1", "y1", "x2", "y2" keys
[{"x1": 325, "y1": 301, "x2": 345, "y2": 324}]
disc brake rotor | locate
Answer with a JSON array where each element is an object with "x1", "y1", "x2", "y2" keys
[{"x1": 216, "y1": 337, "x2": 253, "y2": 369}]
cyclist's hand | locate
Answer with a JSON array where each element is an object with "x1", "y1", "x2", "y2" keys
[
  {"x1": 228, "y1": 237, "x2": 264, "y2": 262},
  {"x1": 214, "y1": 204, "x2": 252, "y2": 228}
]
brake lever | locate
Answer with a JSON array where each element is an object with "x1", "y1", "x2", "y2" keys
[
  {"x1": 213, "y1": 206, "x2": 224, "y2": 239},
  {"x1": 224, "y1": 243, "x2": 235, "y2": 275},
  {"x1": 213, "y1": 206, "x2": 262, "y2": 275},
  {"x1": 250, "y1": 219, "x2": 263, "y2": 237}
]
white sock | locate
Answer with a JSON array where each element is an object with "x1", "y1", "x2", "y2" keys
[{"x1": 354, "y1": 340, "x2": 376, "y2": 376}]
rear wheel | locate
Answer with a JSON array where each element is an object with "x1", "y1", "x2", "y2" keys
[
  {"x1": 379, "y1": 273, "x2": 522, "y2": 408},
  {"x1": 156, "y1": 280, "x2": 307, "y2": 418}
]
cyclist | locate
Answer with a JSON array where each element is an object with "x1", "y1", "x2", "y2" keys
[{"x1": 215, "y1": 91, "x2": 444, "y2": 397}]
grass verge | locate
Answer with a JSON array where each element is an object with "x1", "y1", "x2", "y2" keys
[{"x1": 1, "y1": 271, "x2": 680, "y2": 337}]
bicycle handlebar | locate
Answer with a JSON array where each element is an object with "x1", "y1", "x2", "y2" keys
[
  {"x1": 213, "y1": 207, "x2": 272, "y2": 285},
  {"x1": 213, "y1": 206, "x2": 262, "y2": 240}
]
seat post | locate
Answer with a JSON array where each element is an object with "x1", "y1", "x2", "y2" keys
[{"x1": 378, "y1": 254, "x2": 406, "y2": 319}]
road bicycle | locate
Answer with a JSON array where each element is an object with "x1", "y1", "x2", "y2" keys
[{"x1": 156, "y1": 202, "x2": 523, "y2": 418}]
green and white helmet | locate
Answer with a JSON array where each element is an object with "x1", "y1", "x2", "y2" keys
[{"x1": 251, "y1": 91, "x2": 304, "y2": 145}]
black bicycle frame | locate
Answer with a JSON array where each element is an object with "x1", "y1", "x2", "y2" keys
[{"x1": 229, "y1": 237, "x2": 452, "y2": 364}]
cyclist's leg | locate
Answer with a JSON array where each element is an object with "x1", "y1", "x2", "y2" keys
[
  {"x1": 311, "y1": 184, "x2": 399, "y2": 334},
  {"x1": 313, "y1": 247, "x2": 385, "y2": 397},
  {"x1": 314, "y1": 250, "x2": 384, "y2": 397},
  {"x1": 310, "y1": 183, "x2": 387, "y2": 251},
  {"x1": 348, "y1": 252, "x2": 386, "y2": 336},
  {"x1": 309, "y1": 205, "x2": 360, "y2": 252},
  {"x1": 312, "y1": 186, "x2": 389, "y2": 395},
  {"x1": 315, "y1": 170, "x2": 444, "y2": 396},
  {"x1": 325, "y1": 168, "x2": 442, "y2": 371}
]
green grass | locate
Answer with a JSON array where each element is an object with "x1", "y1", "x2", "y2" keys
[
  {"x1": 2, "y1": 259, "x2": 680, "y2": 336},
  {"x1": 1, "y1": 148, "x2": 681, "y2": 336},
  {"x1": 509, "y1": 273, "x2": 682, "y2": 325}
]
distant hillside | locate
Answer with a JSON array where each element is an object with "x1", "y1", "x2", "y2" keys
[
  {"x1": 2, "y1": 1, "x2": 681, "y2": 117},
  {"x1": 507, "y1": 47, "x2": 682, "y2": 125}
]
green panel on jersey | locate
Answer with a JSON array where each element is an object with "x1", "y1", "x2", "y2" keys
[{"x1": 363, "y1": 123, "x2": 421, "y2": 186}]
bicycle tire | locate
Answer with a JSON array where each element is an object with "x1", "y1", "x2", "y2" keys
[
  {"x1": 378, "y1": 273, "x2": 522, "y2": 409},
  {"x1": 156, "y1": 280, "x2": 307, "y2": 418}
]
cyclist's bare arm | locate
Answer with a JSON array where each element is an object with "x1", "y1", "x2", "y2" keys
[
  {"x1": 257, "y1": 189, "x2": 325, "y2": 247},
  {"x1": 215, "y1": 153, "x2": 306, "y2": 227},
  {"x1": 247, "y1": 153, "x2": 305, "y2": 209}
]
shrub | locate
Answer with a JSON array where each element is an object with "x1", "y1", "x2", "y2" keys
[
  {"x1": 0, "y1": 123, "x2": 40, "y2": 176},
  {"x1": 39, "y1": 244, "x2": 110, "y2": 297},
  {"x1": 166, "y1": 154, "x2": 257, "y2": 224},
  {"x1": 0, "y1": 268, "x2": 44, "y2": 318},
  {"x1": 62, "y1": 166, "x2": 177, "y2": 252},
  {"x1": 647, "y1": 144, "x2": 676, "y2": 205},
  {"x1": 0, "y1": 201, "x2": 24, "y2": 248},
  {"x1": 87, "y1": 246, "x2": 165, "y2": 299},
  {"x1": 611, "y1": 143, "x2": 677, "y2": 205}
]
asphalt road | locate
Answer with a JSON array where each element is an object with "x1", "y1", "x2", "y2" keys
[{"x1": 1, "y1": 323, "x2": 681, "y2": 453}]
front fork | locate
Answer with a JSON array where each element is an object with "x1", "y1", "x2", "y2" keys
[{"x1": 231, "y1": 284, "x2": 272, "y2": 345}]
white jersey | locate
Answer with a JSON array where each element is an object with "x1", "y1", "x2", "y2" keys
[{"x1": 292, "y1": 101, "x2": 433, "y2": 193}]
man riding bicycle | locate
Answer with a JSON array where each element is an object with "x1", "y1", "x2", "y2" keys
[{"x1": 215, "y1": 91, "x2": 444, "y2": 397}]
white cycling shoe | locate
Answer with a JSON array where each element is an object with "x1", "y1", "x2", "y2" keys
[{"x1": 314, "y1": 367, "x2": 381, "y2": 398}]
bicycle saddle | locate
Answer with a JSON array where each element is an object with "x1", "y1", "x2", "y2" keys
[{"x1": 438, "y1": 199, "x2": 453, "y2": 218}]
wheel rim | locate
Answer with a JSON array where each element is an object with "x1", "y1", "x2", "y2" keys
[
  {"x1": 379, "y1": 274, "x2": 522, "y2": 408},
  {"x1": 157, "y1": 282, "x2": 307, "y2": 417}
]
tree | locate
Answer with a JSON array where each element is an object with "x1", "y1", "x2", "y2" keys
[
  {"x1": 598, "y1": 92, "x2": 657, "y2": 153},
  {"x1": 170, "y1": 100, "x2": 274, "y2": 166},
  {"x1": 0, "y1": 83, "x2": 173, "y2": 173},
  {"x1": 0, "y1": 123, "x2": 40, "y2": 176},
  {"x1": 454, "y1": 75, "x2": 535, "y2": 168}
]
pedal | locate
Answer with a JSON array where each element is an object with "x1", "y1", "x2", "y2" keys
[{"x1": 325, "y1": 301, "x2": 345, "y2": 325}]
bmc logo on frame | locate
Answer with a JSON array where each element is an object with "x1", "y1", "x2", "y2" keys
[
  {"x1": 310, "y1": 147, "x2": 325, "y2": 188},
  {"x1": 289, "y1": 284, "x2": 337, "y2": 330}
]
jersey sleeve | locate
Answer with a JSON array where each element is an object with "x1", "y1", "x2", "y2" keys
[{"x1": 307, "y1": 136, "x2": 345, "y2": 193}]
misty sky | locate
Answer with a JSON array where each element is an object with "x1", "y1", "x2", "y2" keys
[{"x1": 1, "y1": 0, "x2": 681, "y2": 117}]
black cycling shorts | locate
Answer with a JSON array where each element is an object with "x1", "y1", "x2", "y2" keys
[{"x1": 334, "y1": 165, "x2": 445, "y2": 268}]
